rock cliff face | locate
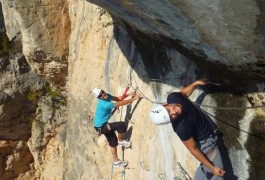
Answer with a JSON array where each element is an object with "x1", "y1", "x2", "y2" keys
[
  {"x1": 0, "y1": 52, "x2": 34, "y2": 179},
  {"x1": 0, "y1": 41, "x2": 67, "y2": 179},
  {"x1": 1, "y1": 0, "x2": 71, "y2": 88},
  {"x1": 88, "y1": 0, "x2": 265, "y2": 84},
  {"x1": 1, "y1": 0, "x2": 265, "y2": 180},
  {"x1": 0, "y1": 2, "x2": 67, "y2": 179}
]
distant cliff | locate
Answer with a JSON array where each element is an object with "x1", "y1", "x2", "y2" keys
[
  {"x1": 1, "y1": 0, "x2": 265, "y2": 180},
  {"x1": 0, "y1": 1, "x2": 67, "y2": 179}
]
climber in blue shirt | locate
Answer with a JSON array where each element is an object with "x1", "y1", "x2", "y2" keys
[
  {"x1": 93, "y1": 87, "x2": 139, "y2": 168},
  {"x1": 149, "y1": 79, "x2": 233, "y2": 180}
]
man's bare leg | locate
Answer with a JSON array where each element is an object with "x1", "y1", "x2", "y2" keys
[
  {"x1": 111, "y1": 146, "x2": 119, "y2": 162},
  {"x1": 118, "y1": 133, "x2": 124, "y2": 141}
]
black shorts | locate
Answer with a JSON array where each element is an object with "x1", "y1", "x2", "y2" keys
[{"x1": 95, "y1": 122, "x2": 127, "y2": 147}]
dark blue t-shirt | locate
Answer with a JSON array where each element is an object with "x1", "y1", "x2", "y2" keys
[{"x1": 167, "y1": 92, "x2": 213, "y2": 141}]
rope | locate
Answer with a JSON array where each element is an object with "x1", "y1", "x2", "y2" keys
[
  {"x1": 200, "y1": 108, "x2": 265, "y2": 140},
  {"x1": 194, "y1": 102, "x2": 265, "y2": 110},
  {"x1": 128, "y1": 67, "x2": 265, "y2": 110},
  {"x1": 133, "y1": 72, "x2": 265, "y2": 109},
  {"x1": 110, "y1": 163, "x2": 114, "y2": 180},
  {"x1": 130, "y1": 71, "x2": 162, "y2": 104},
  {"x1": 112, "y1": 66, "x2": 136, "y2": 180}
]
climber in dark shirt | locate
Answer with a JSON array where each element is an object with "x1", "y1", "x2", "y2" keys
[{"x1": 149, "y1": 79, "x2": 226, "y2": 180}]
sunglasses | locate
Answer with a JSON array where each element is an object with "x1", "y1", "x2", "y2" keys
[{"x1": 98, "y1": 91, "x2": 106, "y2": 98}]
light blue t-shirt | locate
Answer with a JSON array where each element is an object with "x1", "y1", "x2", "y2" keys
[{"x1": 94, "y1": 94, "x2": 115, "y2": 127}]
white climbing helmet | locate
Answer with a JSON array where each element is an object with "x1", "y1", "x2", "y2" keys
[
  {"x1": 149, "y1": 104, "x2": 170, "y2": 125},
  {"x1": 92, "y1": 87, "x2": 102, "y2": 98}
]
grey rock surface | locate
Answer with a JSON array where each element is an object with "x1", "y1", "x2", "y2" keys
[{"x1": 88, "y1": 0, "x2": 265, "y2": 83}]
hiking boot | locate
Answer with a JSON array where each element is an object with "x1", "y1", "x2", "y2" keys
[
  {"x1": 113, "y1": 160, "x2": 128, "y2": 168},
  {"x1": 118, "y1": 140, "x2": 131, "y2": 148}
]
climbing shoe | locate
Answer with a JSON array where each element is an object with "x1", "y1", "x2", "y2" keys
[
  {"x1": 118, "y1": 140, "x2": 131, "y2": 148},
  {"x1": 113, "y1": 160, "x2": 128, "y2": 168}
]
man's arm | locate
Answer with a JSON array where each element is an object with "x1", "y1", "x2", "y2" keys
[
  {"x1": 112, "y1": 92, "x2": 136, "y2": 102},
  {"x1": 112, "y1": 96, "x2": 120, "y2": 101},
  {"x1": 180, "y1": 78, "x2": 208, "y2": 97},
  {"x1": 114, "y1": 94, "x2": 139, "y2": 108},
  {"x1": 182, "y1": 137, "x2": 225, "y2": 177}
]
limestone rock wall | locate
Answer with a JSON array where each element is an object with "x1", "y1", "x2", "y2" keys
[
  {"x1": 0, "y1": 49, "x2": 67, "y2": 179},
  {"x1": 0, "y1": 0, "x2": 71, "y2": 87},
  {"x1": 0, "y1": 4, "x2": 67, "y2": 179},
  {"x1": 1, "y1": 0, "x2": 265, "y2": 180},
  {"x1": 65, "y1": 1, "x2": 265, "y2": 180},
  {"x1": 0, "y1": 53, "x2": 66, "y2": 179},
  {"x1": 0, "y1": 52, "x2": 40, "y2": 179}
]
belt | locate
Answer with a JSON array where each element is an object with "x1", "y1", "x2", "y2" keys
[{"x1": 206, "y1": 147, "x2": 218, "y2": 162}]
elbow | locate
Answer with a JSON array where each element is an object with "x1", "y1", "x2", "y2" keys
[{"x1": 180, "y1": 91, "x2": 188, "y2": 97}]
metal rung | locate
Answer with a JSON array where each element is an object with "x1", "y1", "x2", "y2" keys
[
  {"x1": 176, "y1": 162, "x2": 192, "y2": 180},
  {"x1": 120, "y1": 170, "x2": 125, "y2": 175},
  {"x1": 140, "y1": 161, "x2": 150, "y2": 171},
  {"x1": 173, "y1": 176, "x2": 183, "y2": 180},
  {"x1": 158, "y1": 173, "x2": 166, "y2": 180}
]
